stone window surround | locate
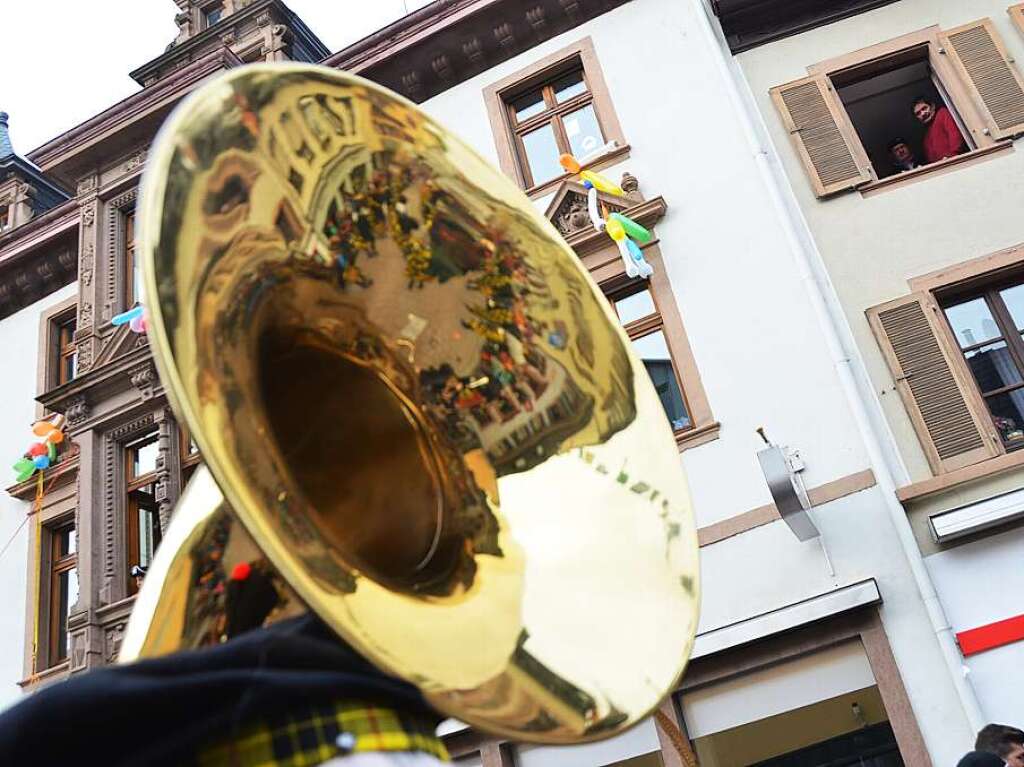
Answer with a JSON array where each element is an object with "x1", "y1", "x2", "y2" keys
[
  {"x1": 104, "y1": 185, "x2": 139, "y2": 319},
  {"x1": 35, "y1": 294, "x2": 79, "y2": 416},
  {"x1": 483, "y1": 37, "x2": 629, "y2": 199}
]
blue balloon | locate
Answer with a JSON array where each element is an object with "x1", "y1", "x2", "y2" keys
[
  {"x1": 626, "y1": 238, "x2": 644, "y2": 262},
  {"x1": 112, "y1": 305, "x2": 144, "y2": 326},
  {"x1": 33, "y1": 455, "x2": 50, "y2": 470}
]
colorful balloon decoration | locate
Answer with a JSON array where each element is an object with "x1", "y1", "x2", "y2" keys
[
  {"x1": 12, "y1": 416, "x2": 65, "y2": 482},
  {"x1": 112, "y1": 304, "x2": 147, "y2": 334},
  {"x1": 559, "y1": 153, "x2": 654, "y2": 280}
]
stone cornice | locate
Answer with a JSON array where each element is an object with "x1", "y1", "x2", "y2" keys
[
  {"x1": 28, "y1": 47, "x2": 243, "y2": 185},
  {"x1": 38, "y1": 345, "x2": 164, "y2": 433},
  {"x1": 129, "y1": 0, "x2": 329, "y2": 86},
  {"x1": 0, "y1": 198, "x2": 78, "y2": 320},
  {"x1": 324, "y1": 0, "x2": 633, "y2": 103}
]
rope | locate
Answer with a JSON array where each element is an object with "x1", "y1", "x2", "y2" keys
[
  {"x1": 29, "y1": 472, "x2": 45, "y2": 676},
  {"x1": 655, "y1": 708, "x2": 700, "y2": 767}
]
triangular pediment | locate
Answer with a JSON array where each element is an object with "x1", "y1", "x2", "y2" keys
[
  {"x1": 544, "y1": 180, "x2": 629, "y2": 240},
  {"x1": 92, "y1": 322, "x2": 148, "y2": 369}
]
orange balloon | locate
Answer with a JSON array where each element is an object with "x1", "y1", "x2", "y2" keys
[
  {"x1": 559, "y1": 153, "x2": 581, "y2": 174},
  {"x1": 46, "y1": 430, "x2": 65, "y2": 444},
  {"x1": 32, "y1": 421, "x2": 55, "y2": 437}
]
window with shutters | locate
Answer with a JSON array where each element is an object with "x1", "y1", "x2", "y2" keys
[
  {"x1": 484, "y1": 38, "x2": 629, "y2": 198},
  {"x1": 772, "y1": 20, "x2": 1024, "y2": 198}
]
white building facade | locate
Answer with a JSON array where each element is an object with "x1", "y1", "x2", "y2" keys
[{"x1": 2, "y1": 0, "x2": 1013, "y2": 765}]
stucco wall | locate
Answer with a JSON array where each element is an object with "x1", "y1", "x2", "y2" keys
[
  {"x1": 736, "y1": 0, "x2": 1024, "y2": 482},
  {"x1": 421, "y1": 0, "x2": 976, "y2": 761},
  {"x1": 0, "y1": 282, "x2": 76, "y2": 710}
]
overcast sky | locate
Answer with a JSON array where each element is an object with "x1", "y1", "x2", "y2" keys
[{"x1": 0, "y1": 1, "x2": 435, "y2": 155}]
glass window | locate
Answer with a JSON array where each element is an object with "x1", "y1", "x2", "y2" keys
[
  {"x1": 0, "y1": 204, "x2": 9, "y2": 230},
  {"x1": 632, "y1": 330, "x2": 692, "y2": 432},
  {"x1": 124, "y1": 210, "x2": 141, "y2": 307},
  {"x1": 55, "y1": 314, "x2": 77, "y2": 386},
  {"x1": 504, "y1": 61, "x2": 605, "y2": 187},
  {"x1": 614, "y1": 289, "x2": 657, "y2": 326},
  {"x1": 126, "y1": 432, "x2": 162, "y2": 592},
  {"x1": 521, "y1": 124, "x2": 562, "y2": 186},
  {"x1": 943, "y1": 280, "x2": 1024, "y2": 451},
  {"x1": 203, "y1": 4, "x2": 223, "y2": 27},
  {"x1": 48, "y1": 522, "x2": 77, "y2": 666},
  {"x1": 564, "y1": 103, "x2": 604, "y2": 159}
]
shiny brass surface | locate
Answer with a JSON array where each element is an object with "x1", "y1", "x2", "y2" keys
[{"x1": 121, "y1": 63, "x2": 699, "y2": 743}]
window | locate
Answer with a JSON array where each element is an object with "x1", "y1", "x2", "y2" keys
[
  {"x1": 609, "y1": 285, "x2": 692, "y2": 433},
  {"x1": 202, "y1": 3, "x2": 224, "y2": 28},
  {"x1": 771, "y1": 20, "x2": 1024, "y2": 197},
  {"x1": 123, "y1": 209, "x2": 140, "y2": 307},
  {"x1": 0, "y1": 203, "x2": 9, "y2": 231},
  {"x1": 125, "y1": 432, "x2": 161, "y2": 592},
  {"x1": 46, "y1": 521, "x2": 77, "y2": 667},
  {"x1": 484, "y1": 38, "x2": 627, "y2": 196},
  {"x1": 180, "y1": 426, "x2": 201, "y2": 486},
  {"x1": 942, "y1": 280, "x2": 1024, "y2": 450},
  {"x1": 53, "y1": 312, "x2": 76, "y2": 386},
  {"x1": 505, "y1": 68, "x2": 605, "y2": 188}
]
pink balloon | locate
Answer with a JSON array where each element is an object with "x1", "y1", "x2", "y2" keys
[{"x1": 130, "y1": 315, "x2": 147, "y2": 334}]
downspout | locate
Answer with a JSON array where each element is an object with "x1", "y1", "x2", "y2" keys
[{"x1": 688, "y1": 0, "x2": 986, "y2": 733}]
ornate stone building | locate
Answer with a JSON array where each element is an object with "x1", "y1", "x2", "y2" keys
[{"x1": 3, "y1": 1, "x2": 1009, "y2": 765}]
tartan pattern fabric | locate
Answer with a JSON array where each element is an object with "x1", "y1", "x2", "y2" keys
[{"x1": 197, "y1": 701, "x2": 449, "y2": 767}]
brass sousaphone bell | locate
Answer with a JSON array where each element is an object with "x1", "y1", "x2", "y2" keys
[{"x1": 120, "y1": 63, "x2": 700, "y2": 744}]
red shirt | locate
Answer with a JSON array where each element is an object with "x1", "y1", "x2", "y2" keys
[{"x1": 923, "y1": 106, "x2": 966, "y2": 163}]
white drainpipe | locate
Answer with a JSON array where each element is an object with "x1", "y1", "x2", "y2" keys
[{"x1": 687, "y1": 0, "x2": 986, "y2": 733}]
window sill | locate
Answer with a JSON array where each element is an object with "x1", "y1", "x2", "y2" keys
[
  {"x1": 18, "y1": 660, "x2": 69, "y2": 689},
  {"x1": 859, "y1": 142, "x2": 1013, "y2": 198},
  {"x1": 896, "y1": 447, "x2": 1024, "y2": 503},
  {"x1": 524, "y1": 143, "x2": 631, "y2": 199},
  {"x1": 676, "y1": 421, "x2": 721, "y2": 452}
]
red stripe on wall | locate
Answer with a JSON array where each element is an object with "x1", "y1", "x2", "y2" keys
[{"x1": 957, "y1": 614, "x2": 1024, "y2": 657}]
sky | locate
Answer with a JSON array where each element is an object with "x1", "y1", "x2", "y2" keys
[{"x1": 0, "y1": 0, "x2": 435, "y2": 155}]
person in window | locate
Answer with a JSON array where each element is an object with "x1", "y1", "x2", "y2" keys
[
  {"x1": 887, "y1": 138, "x2": 920, "y2": 173},
  {"x1": 912, "y1": 96, "x2": 966, "y2": 163},
  {"x1": 976, "y1": 723, "x2": 1024, "y2": 767}
]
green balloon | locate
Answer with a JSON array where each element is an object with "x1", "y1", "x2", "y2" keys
[
  {"x1": 609, "y1": 212, "x2": 652, "y2": 244},
  {"x1": 13, "y1": 457, "x2": 35, "y2": 483}
]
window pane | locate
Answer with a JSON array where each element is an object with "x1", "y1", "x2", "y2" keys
[
  {"x1": 55, "y1": 567, "x2": 77, "y2": 662},
  {"x1": 58, "y1": 526, "x2": 75, "y2": 557},
  {"x1": 631, "y1": 331, "x2": 691, "y2": 431},
  {"x1": 614, "y1": 290, "x2": 656, "y2": 325},
  {"x1": 984, "y1": 389, "x2": 1024, "y2": 449},
  {"x1": 137, "y1": 507, "x2": 162, "y2": 568},
  {"x1": 521, "y1": 123, "x2": 562, "y2": 184},
  {"x1": 964, "y1": 341, "x2": 1024, "y2": 394},
  {"x1": 1001, "y1": 283, "x2": 1024, "y2": 331},
  {"x1": 553, "y1": 70, "x2": 587, "y2": 103},
  {"x1": 563, "y1": 103, "x2": 604, "y2": 159},
  {"x1": 510, "y1": 89, "x2": 546, "y2": 122},
  {"x1": 131, "y1": 438, "x2": 159, "y2": 477},
  {"x1": 944, "y1": 297, "x2": 1001, "y2": 348}
]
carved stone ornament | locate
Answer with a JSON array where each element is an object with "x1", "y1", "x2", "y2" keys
[
  {"x1": 81, "y1": 206, "x2": 95, "y2": 228},
  {"x1": 104, "y1": 623, "x2": 126, "y2": 663},
  {"x1": 124, "y1": 150, "x2": 146, "y2": 173},
  {"x1": 76, "y1": 175, "x2": 98, "y2": 196},
  {"x1": 551, "y1": 190, "x2": 625, "y2": 238},
  {"x1": 65, "y1": 396, "x2": 91, "y2": 426},
  {"x1": 130, "y1": 363, "x2": 157, "y2": 401}
]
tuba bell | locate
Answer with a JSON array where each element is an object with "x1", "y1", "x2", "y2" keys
[{"x1": 120, "y1": 62, "x2": 700, "y2": 745}]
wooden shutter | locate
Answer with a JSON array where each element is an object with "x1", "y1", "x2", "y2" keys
[
  {"x1": 1010, "y1": 5, "x2": 1024, "y2": 39},
  {"x1": 770, "y1": 75, "x2": 871, "y2": 198},
  {"x1": 868, "y1": 293, "x2": 999, "y2": 474},
  {"x1": 941, "y1": 19, "x2": 1024, "y2": 140}
]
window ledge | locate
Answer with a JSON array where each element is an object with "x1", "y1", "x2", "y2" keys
[
  {"x1": 859, "y1": 142, "x2": 1013, "y2": 198},
  {"x1": 896, "y1": 448, "x2": 1024, "y2": 503},
  {"x1": 525, "y1": 143, "x2": 631, "y2": 199},
  {"x1": 18, "y1": 661, "x2": 69, "y2": 689},
  {"x1": 676, "y1": 421, "x2": 721, "y2": 452}
]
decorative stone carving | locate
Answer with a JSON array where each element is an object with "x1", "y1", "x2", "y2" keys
[
  {"x1": 550, "y1": 189, "x2": 625, "y2": 238},
  {"x1": 81, "y1": 206, "x2": 95, "y2": 228},
  {"x1": 124, "y1": 150, "x2": 146, "y2": 173},
  {"x1": 76, "y1": 175, "x2": 98, "y2": 196},
  {"x1": 401, "y1": 72, "x2": 422, "y2": 99},
  {"x1": 463, "y1": 37, "x2": 484, "y2": 65},
  {"x1": 76, "y1": 337, "x2": 94, "y2": 374},
  {"x1": 66, "y1": 396, "x2": 91, "y2": 426},
  {"x1": 621, "y1": 171, "x2": 640, "y2": 197},
  {"x1": 256, "y1": 10, "x2": 272, "y2": 26},
  {"x1": 432, "y1": 54, "x2": 453, "y2": 81},
  {"x1": 526, "y1": 6, "x2": 547, "y2": 33},
  {"x1": 494, "y1": 22, "x2": 515, "y2": 49},
  {"x1": 559, "y1": 0, "x2": 582, "y2": 19},
  {"x1": 104, "y1": 623, "x2": 126, "y2": 663},
  {"x1": 130, "y1": 363, "x2": 157, "y2": 401}
]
